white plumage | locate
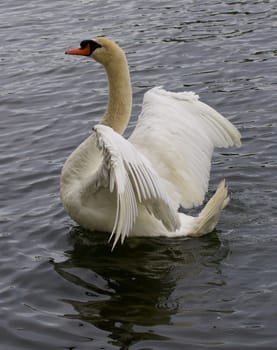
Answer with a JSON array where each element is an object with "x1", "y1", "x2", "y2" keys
[
  {"x1": 131, "y1": 87, "x2": 241, "y2": 209},
  {"x1": 93, "y1": 124, "x2": 180, "y2": 248},
  {"x1": 61, "y1": 37, "x2": 241, "y2": 248}
]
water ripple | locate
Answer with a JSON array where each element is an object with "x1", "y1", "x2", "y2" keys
[{"x1": 1, "y1": 0, "x2": 277, "y2": 349}]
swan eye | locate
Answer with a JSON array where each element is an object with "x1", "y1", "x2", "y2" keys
[{"x1": 80, "y1": 40, "x2": 102, "y2": 55}]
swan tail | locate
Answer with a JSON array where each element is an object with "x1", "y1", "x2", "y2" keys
[{"x1": 188, "y1": 179, "x2": 229, "y2": 237}]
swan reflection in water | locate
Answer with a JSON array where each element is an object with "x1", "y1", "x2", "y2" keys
[{"x1": 53, "y1": 228, "x2": 229, "y2": 348}]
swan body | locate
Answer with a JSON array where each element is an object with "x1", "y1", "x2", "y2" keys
[{"x1": 61, "y1": 37, "x2": 241, "y2": 248}]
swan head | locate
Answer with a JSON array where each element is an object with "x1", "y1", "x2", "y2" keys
[
  {"x1": 65, "y1": 37, "x2": 126, "y2": 67},
  {"x1": 65, "y1": 37, "x2": 132, "y2": 134}
]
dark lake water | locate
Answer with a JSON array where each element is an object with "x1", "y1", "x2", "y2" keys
[{"x1": 1, "y1": 0, "x2": 277, "y2": 349}]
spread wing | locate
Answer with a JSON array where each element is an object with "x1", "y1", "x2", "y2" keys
[
  {"x1": 130, "y1": 87, "x2": 241, "y2": 209},
  {"x1": 93, "y1": 124, "x2": 180, "y2": 249}
]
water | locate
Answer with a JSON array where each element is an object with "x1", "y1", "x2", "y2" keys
[{"x1": 1, "y1": 0, "x2": 277, "y2": 349}]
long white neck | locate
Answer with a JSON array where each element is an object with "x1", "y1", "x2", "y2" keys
[{"x1": 100, "y1": 55, "x2": 132, "y2": 134}]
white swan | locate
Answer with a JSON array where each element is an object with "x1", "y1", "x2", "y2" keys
[{"x1": 61, "y1": 37, "x2": 241, "y2": 249}]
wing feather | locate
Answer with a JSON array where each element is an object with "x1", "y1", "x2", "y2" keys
[
  {"x1": 130, "y1": 87, "x2": 241, "y2": 209},
  {"x1": 93, "y1": 124, "x2": 180, "y2": 248}
]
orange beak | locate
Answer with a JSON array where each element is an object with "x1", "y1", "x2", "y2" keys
[{"x1": 65, "y1": 45, "x2": 91, "y2": 56}]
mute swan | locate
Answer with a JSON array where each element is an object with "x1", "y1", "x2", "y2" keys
[{"x1": 62, "y1": 37, "x2": 241, "y2": 249}]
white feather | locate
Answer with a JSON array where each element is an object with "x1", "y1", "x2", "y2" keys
[
  {"x1": 93, "y1": 124, "x2": 180, "y2": 248},
  {"x1": 130, "y1": 87, "x2": 241, "y2": 209}
]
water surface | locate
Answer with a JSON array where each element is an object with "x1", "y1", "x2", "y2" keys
[{"x1": 1, "y1": 0, "x2": 277, "y2": 349}]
